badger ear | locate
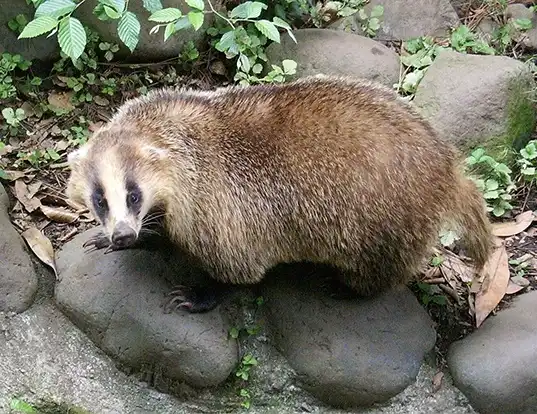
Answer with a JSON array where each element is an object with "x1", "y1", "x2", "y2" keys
[
  {"x1": 67, "y1": 145, "x2": 90, "y2": 166},
  {"x1": 141, "y1": 144, "x2": 168, "y2": 161}
]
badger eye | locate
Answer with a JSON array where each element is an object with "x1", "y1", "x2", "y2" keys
[
  {"x1": 128, "y1": 191, "x2": 140, "y2": 205},
  {"x1": 96, "y1": 195, "x2": 105, "y2": 208}
]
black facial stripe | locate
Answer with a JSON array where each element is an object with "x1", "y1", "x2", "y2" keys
[
  {"x1": 126, "y1": 177, "x2": 143, "y2": 216},
  {"x1": 90, "y1": 181, "x2": 109, "y2": 224}
]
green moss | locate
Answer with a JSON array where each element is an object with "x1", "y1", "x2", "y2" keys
[{"x1": 468, "y1": 67, "x2": 536, "y2": 167}]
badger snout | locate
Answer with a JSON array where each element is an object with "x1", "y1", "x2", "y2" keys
[{"x1": 111, "y1": 221, "x2": 137, "y2": 248}]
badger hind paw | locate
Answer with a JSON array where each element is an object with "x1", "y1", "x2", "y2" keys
[{"x1": 164, "y1": 284, "x2": 221, "y2": 314}]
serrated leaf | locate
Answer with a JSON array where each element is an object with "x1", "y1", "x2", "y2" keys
[
  {"x1": 148, "y1": 7, "x2": 182, "y2": 23},
  {"x1": 174, "y1": 16, "x2": 191, "y2": 30},
  {"x1": 35, "y1": 0, "x2": 76, "y2": 19},
  {"x1": 57, "y1": 16, "x2": 86, "y2": 60},
  {"x1": 142, "y1": 0, "x2": 163, "y2": 13},
  {"x1": 186, "y1": 0, "x2": 204, "y2": 11},
  {"x1": 272, "y1": 16, "x2": 290, "y2": 29},
  {"x1": 118, "y1": 11, "x2": 140, "y2": 52},
  {"x1": 18, "y1": 15, "x2": 58, "y2": 38},
  {"x1": 104, "y1": 5, "x2": 121, "y2": 19},
  {"x1": 188, "y1": 10, "x2": 204, "y2": 30},
  {"x1": 255, "y1": 19, "x2": 280, "y2": 42},
  {"x1": 282, "y1": 59, "x2": 297, "y2": 74},
  {"x1": 164, "y1": 22, "x2": 176, "y2": 41},
  {"x1": 230, "y1": 1, "x2": 266, "y2": 19},
  {"x1": 215, "y1": 30, "x2": 236, "y2": 52}
]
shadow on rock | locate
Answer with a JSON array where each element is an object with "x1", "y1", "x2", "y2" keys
[
  {"x1": 261, "y1": 263, "x2": 437, "y2": 409},
  {"x1": 54, "y1": 227, "x2": 238, "y2": 388}
]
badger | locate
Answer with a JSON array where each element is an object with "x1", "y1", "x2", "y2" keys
[{"x1": 65, "y1": 75, "x2": 493, "y2": 312}]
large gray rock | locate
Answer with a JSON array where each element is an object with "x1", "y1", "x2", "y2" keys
[
  {"x1": 54, "y1": 227, "x2": 238, "y2": 388},
  {"x1": 0, "y1": 183, "x2": 38, "y2": 314},
  {"x1": 448, "y1": 291, "x2": 537, "y2": 414},
  {"x1": 262, "y1": 268, "x2": 437, "y2": 408},
  {"x1": 265, "y1": 29, "x2": 400, "y2": 87},
  {"x1": 330, "y1": 0, "x2": 459, "y2": 41},
  {"x1": 0, "y1": 0, "x2": 59, "y2": 61},
  {"x1": 76, "y1": 0, "x2": 216, "y2": 61},
  {"x1": 413, "y1": 50, "x2": 536, "y2": 150}
]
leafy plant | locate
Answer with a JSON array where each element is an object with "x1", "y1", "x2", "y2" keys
[
  {"x1": 357, "y1": 4, "x2": 383, "y2": 37},
  {"x1": 8, "y1": 14, "x2": 29, "y2": 34},
  {"x1": 9, "y1": 397, "x2": 37, "y2": 414},
  {"x1": 416, "y1": 282, "x2": 447, "y2": 306},
  {"x1": 450, "y1": 25, "x2": 496, "y2": 55},
  {"x1": 395, "y1": 36, "x2": 446, "y2": 94},
  {"x1": 0, "y1": 53, "x2": 32, "y2": 100},
  {"x1": 517, "y1": 139, "x2": 537, "y2": 182},
  {"x1": 2, "y1": 107, "x2": 27, "y2": 136},
  {"x1": 465, "y1": 148, "x2": 515, "y2": 217}
]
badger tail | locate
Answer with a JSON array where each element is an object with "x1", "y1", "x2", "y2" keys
[{"x1": 449, "y1": 168, "x2": 494, "y2": 271}]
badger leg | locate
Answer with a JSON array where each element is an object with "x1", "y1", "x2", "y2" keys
[{"x1": 164, "y1": 280, "x2": 231, "y2": 313}]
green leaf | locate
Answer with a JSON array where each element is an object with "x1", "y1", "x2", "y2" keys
[
  {"x1": 230, "y1": 1, "x2": 267, "y2": 19},
  {"x1": 118, "y1": 11, "x2": 140, "y2": 52},
  {"x1": 370, "y1": 4, "x2": 384, "y2": 17},
  {"x1": 100, "y1": 0, "x2": 125, "y2": 14},
  {"x1": 57, "y1": 16, "x2": 86, "y2": 61},
  {"x1": 142, "y1": 0, "x2": 163, "y2": 13},
  {"x1": 492, "y1": 205, "x2": 506, "y2": 217},
  {"x1": 2, "y1": 107, "x2": 15, "y2": 120},
  {"x1": 188, "y1": 10, "x2": 204, "y2": 30},
  {"x1": 18, "y1": 15, "x2": 57, "y2": 38},
  {"x1": 186, "y1": 0, "x2": 204, "y2": 11},
  {"x1": 514, "y1": 18, "x2": 532, "y2": 31},
  {"x1": 10, "y1": 398, "x2": 37, "y2": 413},
  {"x1": 282, "y1": 59, "x2": 297, "y2": 74},
  {"x1": 272, "y1": 16, "x2": 291, "y2": 30},
  {"x1": 255, "y1": 20, "x2": 280, "y2": 42},
  {"x1": 215, "y1": 30, "x2": 236, "y2": 52},
  {"x1": 485, "y1": 179, "x2": 499, "y2": 191},
  {"x1": 238, "y1": 53, "x2": 250, "y2": 73},
  {"x1": 35, "y1": 0, "x2": 76, "y2": 19},
  {"x1": 164, "y1": 22, "x2": 176, "y2": 41},
  {"x1": 174, "y1": 16, "x2": 191, "y2": 30},
  {"x1": 148, "y1": 8, "x2": 182, "y2": 23},
  {"x1": 104, "y1": 5, "x2": 121, "y2": 19},
  {"x1": 483, "y1": 190, "x2": 499, "y2": 199}
]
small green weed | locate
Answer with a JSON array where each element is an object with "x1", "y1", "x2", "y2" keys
[
  {"x1": 416, "y1": 282, "x2": 447, "y2": 306},
  {"x1": 517, "y1": 139, "x2": 537, "y2": 183},
  {"x1": 465, "y1": 148, "x2": 515, "y2": 217},
  {"x1": 0, "y1": 53, "x2": 32, "y2": 100}
]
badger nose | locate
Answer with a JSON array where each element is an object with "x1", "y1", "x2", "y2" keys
[{"x1": 111, "y1": 222, "x2": 137, "y2": 248}]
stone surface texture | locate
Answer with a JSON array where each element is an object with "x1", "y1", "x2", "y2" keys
[
  {"x1": 413, "y1": 50, "x2": 535, "y2": 149},
  {"x1": 54, "y1": 228, "x2": 238, "y2": 388},
  {"x1": 448, "y1": 291, "x2": 537, "y2": 414},
  {"x1": 262, "y1": 270, "x2": 437, "y2": 408},
  {"x1": 265, "y1": 29, "x2": 400, "y2": 86},
  {"x1": 0, "y1": 183, "x2": 38, "y2": 314},
  {"x1": 330, "y1": 0, "x2": 459, "y2": 40}
]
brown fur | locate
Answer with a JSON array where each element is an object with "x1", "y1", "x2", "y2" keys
[{"x1": 66, "y1": 75, "x2": 493, "y2": 295}]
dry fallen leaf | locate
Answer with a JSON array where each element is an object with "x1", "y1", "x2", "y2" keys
[
  {"x1": 40, "y1": 205, "x2": 79, "y2": 223},
  {"x1": 475, "y1": 237, "x2": 510, "y2": 328},
  {"x1": 2, "y1": 170, "x2": 26, "y2": 181},
  {"x1": 21, "y1": 227, "x2": 58, "y2": 279},
  {"x1": 47, "y1": 91, "x2": 76, "y2": 111},
  {"x1": 440, "y1": 251, "x2": 475, "y2": 284},
  {"x1": 505, "y1": 280, "x2": 526, "y2": 295},
  {"x1": 93, "y1": 96, "x2": 110, "y2": 106},
  {"x1": 432, "y1": 371, "x2": 444, "y2": 393},
  {"x1": 492, "y1": 210, "x2": 534, "y2": 237},
  {"x1": 14, "y1": 179, "x2": 42, "y2": 213}
]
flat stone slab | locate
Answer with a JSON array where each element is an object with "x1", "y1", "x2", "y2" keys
[
  {"x1": 0, "y1": 183, "x2": 38, "y2": 314},
  {"x1": 262, "y1": 268, "x2": 437, "y2": 408},
  {"x1": 413, "y1": 50, "x2": 535, "y2": 149},
  {"x1": 266, "y1": 28, "x2": 400, "y2": 87},
  {"x1": 448, "y1": 291, "x2": 537, "y2": 414},
  {"x1": 54, "y1": 227, "x2": 238, "y2": 388}
]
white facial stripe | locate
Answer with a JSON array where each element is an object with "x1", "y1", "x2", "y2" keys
[{"x1": 98, "y1": 152, "x2": 129, "y2": 226}]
